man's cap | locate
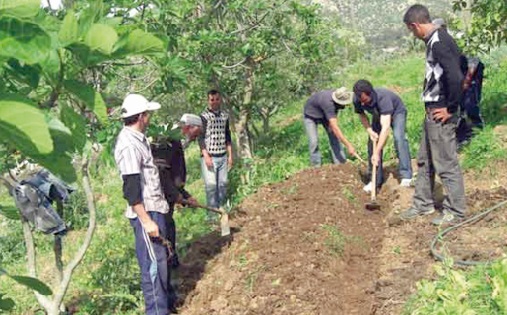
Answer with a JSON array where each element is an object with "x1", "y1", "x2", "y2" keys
[
  {"x1": 332, "y1": 87, "x2": 353, "y2": 105},
  {"x1": 433, "y1": 18, "x2": 446, "y2": 27},
  {"x1": 121, "y1": 94, "x2": 161, "y2": 118},
  {"x1": 179, "y1": 114, "x2": 202, "y2": 127}
]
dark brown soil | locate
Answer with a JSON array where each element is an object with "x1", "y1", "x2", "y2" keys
[{"x1": 173, "y1": 162, "x2": 507, "y2": 315}]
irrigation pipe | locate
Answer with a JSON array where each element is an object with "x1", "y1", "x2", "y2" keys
[{"x1": 430, "y1": 199, "x2": 507, "y2": 266}]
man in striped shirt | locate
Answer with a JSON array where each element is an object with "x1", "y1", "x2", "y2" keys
[
  {"x1": 199, "y1": 90, "x2": 233, "y2": 211},
  {"x1": 114, "y1": 94, "x2": 177, "y2": 314}
]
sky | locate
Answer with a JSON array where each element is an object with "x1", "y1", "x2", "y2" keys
[{"x1": 41, "y1": 0, "x2": 63, "y2": 10}]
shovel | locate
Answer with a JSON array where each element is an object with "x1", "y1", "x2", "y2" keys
[
  {"x1": 365, "y1": 141, "x2": 381, "y2": 211},
  {"x1": 183, "y1": 200, "x2": 231, "y2": 236}
]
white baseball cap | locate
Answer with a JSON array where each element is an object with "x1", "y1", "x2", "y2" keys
[
  {"x1": 179, "y1": 114, "x2": 202, "y2": 127},
  {"x1": 121, "y1": 94, "x2": 161, "y2": 118}
]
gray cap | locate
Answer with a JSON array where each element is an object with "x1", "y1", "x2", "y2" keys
[{"x1": 179, "y1": 113, "x2": 202, "y2": 127}]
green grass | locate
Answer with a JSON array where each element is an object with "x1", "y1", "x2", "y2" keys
[
  {"x1": 404, "y1": 259, "x2": 507, "y2": 315},
  {"x1": 2, "y1": 49, "x2": 507, "y2": 313}
]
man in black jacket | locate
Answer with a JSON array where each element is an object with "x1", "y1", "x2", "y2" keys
[
  {"x1": 400, "y1": 4, "x2": 466, "y2": 225},
  {"x1": 151, "y1": 114, "x2": 202, "y2": 268}
]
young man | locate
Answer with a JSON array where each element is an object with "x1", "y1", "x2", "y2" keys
[
  {"x1": 199, "y1": 90, "x2": 233, "y2": 210},
  {"x1": 433, "y1": 18, "x2": 485, "y2": 148},
  {"x1": 303, "y1": 87, "x2": 357, "y2": 166},
  {"x1": 400, "y1": 4, "x2": 466, "y2": 225},
  {"x1": 151, "y1": 114, "x2": 202, "y2": 269},
  {"x1": 352, "y1": 79, "x2": 413, "y2": 192},
  {"x1": 114, "y1": 93, "x2": 177, "y2": 314}
]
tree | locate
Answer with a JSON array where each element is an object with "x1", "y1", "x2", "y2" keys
[
  {"x1": 453, "y1": 0, "x2": 507, "y2": 53},
  {"x1": 0, "y1": 0, "x2": 165, "y2": 313}
]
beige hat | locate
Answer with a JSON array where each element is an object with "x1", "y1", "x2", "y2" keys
[
  {"x1": 179, "y1": 113, "x2": 202, "y2": 127},
  {"x1": 121, "y1": 94, "x2": 161, "y2": 118},
  {"x1": 332, "y1": 87, "x2": 353, "y2": 105}
]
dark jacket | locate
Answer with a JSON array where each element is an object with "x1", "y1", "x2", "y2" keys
[
  {"x1": 151, "y1": 139, "x2": 191, "y2": 204},
  {"x1": 423, "y1": 28, "x2": 464, "y2": 113}
]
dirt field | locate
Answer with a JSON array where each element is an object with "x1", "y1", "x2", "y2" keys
[{"x1": 174, "y1": 162, "x2": 507, "y2": 315}]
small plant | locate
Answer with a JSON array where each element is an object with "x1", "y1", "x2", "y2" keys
[
  {"x1": 321, "y1": 225, "x2": 347, "y2": 256},
  {"x1": 393, "y1": 246, "x2": 401, "y2": 255},
  {"x1": 342, "y1": 187, "x2": 356, "y2": 202}
]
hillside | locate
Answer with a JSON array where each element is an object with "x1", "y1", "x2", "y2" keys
[{"x1": 311, "y1": 0, "x2": 453, "y2": 47}]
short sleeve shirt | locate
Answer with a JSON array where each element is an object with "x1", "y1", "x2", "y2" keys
[
  {"x1": 114, "y1": 127, "x2": 169, "y2": 219},
  {"x1": 353, "y1": 88, "x2": 406, "y2": 117},
  {"x1": 303, "y1": 90, "x2": 340, "y2": 121}
]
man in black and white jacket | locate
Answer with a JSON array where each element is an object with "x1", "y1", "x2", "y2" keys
[
  {"x1": 198, "y1": 90, "x2": 233, "y2": 211},
  {"x1": 399, "y1": 4, "x2": 466, "y2": 226}
]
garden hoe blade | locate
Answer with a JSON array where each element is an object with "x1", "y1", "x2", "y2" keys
[{"x1": 187, "y1": 200, "x2": 231, "y2": 237}]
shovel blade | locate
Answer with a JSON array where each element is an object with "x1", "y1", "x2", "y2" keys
[
  {"x1": 365, "y1": 201, "x2": 381, "y2": 211},
  {"x1": 219, "y1": 211, "x2": 231, "y2": 236}
]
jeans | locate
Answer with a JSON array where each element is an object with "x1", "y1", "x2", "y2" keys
[
  {"x1": 201, "y1": 155, "x2": 228, "y2": 209},
  {"x1": 130, "y1": 212, "x2": 177, "y2": 315},
  {"x1": 411, "y1": 114, "x2": 466, "y2": 217},
  {"x1": 303, "y1": 117, "x2": 346, "y2": 166},
  {"x1": 391, "y1": 112, "x2": 413, "y2": 180}
]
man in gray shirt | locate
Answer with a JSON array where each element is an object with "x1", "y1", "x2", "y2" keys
[
  {"x1": 303, "y1": 87, "x2": 357, "y2": 166},
  {"x1": 114, "y1": 93, "x2": 177, "y2": 314},
  {"x1": 353, "y1": 79, "x2": 413, "y2": 193}
]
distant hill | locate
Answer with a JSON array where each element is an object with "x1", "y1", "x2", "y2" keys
[{"x1": 311, "y1": 0, "x2": 453, "y2": 48}]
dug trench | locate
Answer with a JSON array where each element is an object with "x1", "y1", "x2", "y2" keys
[{"x1": 173, "y1": 163, "x2": 507, "y2": 315}]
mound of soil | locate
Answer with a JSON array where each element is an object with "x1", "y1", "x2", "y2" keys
[{"x1": 174, "y1": 162, "x2": 507, "y2": 315}]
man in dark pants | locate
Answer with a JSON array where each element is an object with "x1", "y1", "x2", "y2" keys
[
  {"x1": 352, "y1": 79, "x2": 413, "y2": 193},
  {"x1": 114, "y1": 93, "x2": 177, "y2": 314},
  {"x1": 151, "y1": 114, "x2": 201, "y2": 268},
  {"x1": 400, "y1": 5, "x2": 466, "y2": 225},
  {"x1": 303, "y1": 87, "x2": 357, "y2": 166}
]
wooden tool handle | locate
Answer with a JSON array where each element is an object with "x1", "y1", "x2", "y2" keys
[
  {"x1": 371, "y1": 140, "x2": 377, "y2": 201},
  {"x1": 182, "y1": 199, "x2": 223, "y2": 214}
]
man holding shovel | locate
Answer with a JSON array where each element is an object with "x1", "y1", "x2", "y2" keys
[
  {"x1": 352, "y1": 79, "x2": 413, "y2": 193},
  {"x1": 303, "y1": 87, "x2": 357, "y2": 166},
  {"x1": 151, "y1": 114, "x2": 202, "y2": 269}
]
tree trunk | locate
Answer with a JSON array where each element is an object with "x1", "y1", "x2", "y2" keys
[{"x1": 234, "y1": 60, "x2": 254, "y2": 161}]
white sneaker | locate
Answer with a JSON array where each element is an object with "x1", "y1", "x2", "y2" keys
[
  {"x1": 400, "y1": 178, "x2": 412, "y2": 187},
  {"x1": 363, "y1": 182, "x2": 373, "y2": 193}
]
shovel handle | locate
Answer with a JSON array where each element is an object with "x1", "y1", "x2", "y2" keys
[
  {"x1": 181, "y1": 199, "x2": 224, "y2": 214},
  {"x1": 371, "y1": 140, "x2": 377, "y2": 202}
]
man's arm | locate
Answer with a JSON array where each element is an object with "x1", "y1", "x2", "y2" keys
[
  {"x1": 123, "y1": 174, "x2": 159, "y2": 237},
  {"x1": 433, "y1": 42, "x2": 464, "y2": 113},
  {"x1": 358, "y1": 113, "x2": 379, "y2": 142},
  {"x1": 371, "y1": 115, "x2": 391, "y2": 166},
  {"x1": 328, "y1": 117, "x2": 355, "y2": 156}
]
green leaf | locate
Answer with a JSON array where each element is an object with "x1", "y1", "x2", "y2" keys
[
  {"x1": 9, "y1": 275, "x2": 52, "y2": 295},
  {"x1": 36, "y1": 118, "x2": 77, "y2": 183},
  {"x1": 0, "y1": 0, "x2": 39, "y2": 18},
  {"x1": 84, "y1": 24, "x2": 118, "y2": 55},
  {"x1": 0, "y1": 205, "x2": 20, "y2": 220},
  {"x1": 113, "y1": 29, "x2": 165, "y2": 57},
  {"x1": 63, "y1": 80, "x2": 107, "y2": 124},
  {"x1": 5, "y1": 59, "x2": 40, "y2": 89},
  {"x1": 0, "y1": 94, "x2": 53, "y2": 154},
  {"x1": 0, "y1": 17, "x2": 52, "y2": 65},
  {"x1": 59, "y1": 10, "x2": 79, "y2": 47},
  {"x1": 60, "y1": 105, "x2": 87, "y2": 153},
  {"x1": 0, "y1": 293, "x2": 15, "y2": 311}
]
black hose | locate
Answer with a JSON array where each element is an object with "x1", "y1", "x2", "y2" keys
[{"x1": 430, "y1": 199, "x2": 507, "y2": 266}]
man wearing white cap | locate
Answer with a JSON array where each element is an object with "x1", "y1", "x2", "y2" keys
[
  {"x1": 151, "y1": 114, "x2": 202, "y2": 269},
  {"x1": 303, "y1": 87, "x2": 357, "y2": 166},
  {"x1": 114, "y1": 93, "x2": 177, "y2": 314}
]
